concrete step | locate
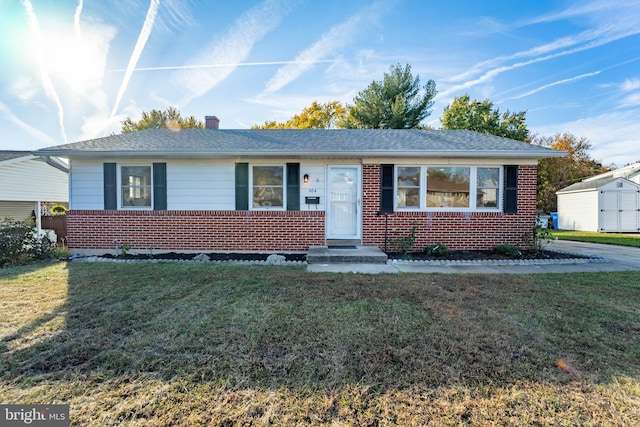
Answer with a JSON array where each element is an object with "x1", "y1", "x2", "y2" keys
[{"x1": 307, "y1": 246, "x2": 388, "y2": 264}]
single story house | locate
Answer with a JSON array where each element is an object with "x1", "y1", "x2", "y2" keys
[
  {"x1": 36, "y1": 126, "x2": 564, "y2": 255},
  {"x1": 0, "y1": 150, "x2": 68, "y2": 227},
  {"x1": 556, "y1": 162, "x2": 640, "y2": 232}
]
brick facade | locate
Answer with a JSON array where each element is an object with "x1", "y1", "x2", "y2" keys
[
  {"x1": 67, "y1": 164, "x2": 537, "y2": 253},
  {"x1": 362, "y1": 164, "x2": 538, "y2": 250},
  {"x1": 67, "y1": 210, "x2": 325, "y2": 253}
]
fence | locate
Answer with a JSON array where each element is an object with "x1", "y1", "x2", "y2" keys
[{"x1": 41, "y1": 215, "x2": 67, "y2": 245}]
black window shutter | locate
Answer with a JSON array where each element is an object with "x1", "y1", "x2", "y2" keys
[
  {"x1": 286, "y1": 163, "x2": 300, "y2": 211},
  {"x1": 153, "y1": 163, "x2": 167, "y2": 210},
  {"x1": 380, "y1": 164, "x2": 394, "y2": 213},
  {"x1": 504, "y1": 165, "x2": 518, "y2": 213},
  {"x1": 235, "y1": 163, "x2": 249, "y2": 210},
  {"x1": 103, "y1": 163, "x2": 117, "y2": 210}
]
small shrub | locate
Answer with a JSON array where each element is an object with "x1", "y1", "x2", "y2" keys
[
  {"x1": 423, "y1": 243, "x2": 450, "y2": 257},
  {"x1": 0, "y1": 218, "x2": 53, "y2": 266},
  {"x1": 523, "y1": 226, "x2": 554, "y2": 253},
  {"x1": 51, "y1": 246, "x2": 71, "y2": 259},
  {"x1": 493, "y1": 244, "x2": 522, "y2": 258},
  {"x1": 121, "y1": 242, "x2": 131, "y2": 257},
  {"x1": 390, "y1": 222, "x2": 418, "y2": 254}
]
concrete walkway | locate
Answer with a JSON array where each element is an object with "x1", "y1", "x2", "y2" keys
[{"x1": 306, "y1": 240, "x2": 640, "y2": 274}]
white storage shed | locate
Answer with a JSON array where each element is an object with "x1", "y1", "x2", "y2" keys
[{"x1": 556, "y1": 163, "x2": 640, "y2": 232}]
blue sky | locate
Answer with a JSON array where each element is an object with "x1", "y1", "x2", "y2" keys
[{"x1": 1, "y1": 0, "x2": 639, "y2": 166}]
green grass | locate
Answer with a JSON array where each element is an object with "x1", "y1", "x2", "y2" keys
[
  {"x1": 551, "y1": 230, "x2": 640, "y2": 247},
  {"x1": 1, "y1": 262, "x2": 639, "y2": 425}
]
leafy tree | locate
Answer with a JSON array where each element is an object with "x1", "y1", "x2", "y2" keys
[
  {"x1": 440, "y1": 94, "x2": 529, "y2": 141},
  {"x1": 121, "y1": 106, "x2": 204, "y2": 132},
  {"x1": 252, "y1": 101, "x2": 348, "y2": 129},
  {"x1": 346, "y1": 63, "x2": 437, "y2": 129},
  {"x1": 533, "y1": 133, "x2": 609, "y2": 213}
]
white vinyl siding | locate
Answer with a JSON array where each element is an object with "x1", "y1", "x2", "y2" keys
[
  {"x1": 168, "y1": 160, "x2": 235, "y2": 210},
  {"x1": 0, "y1": 201, "x2": 36, "y2": 221},
  {"x1": 69, "y1": 159, "x2": 104, "y2": 209},
  {"x1": 0, "y1": 157, "x2": 68, "y2": 202},
  {"x1": 557, "y1": 190, "x2": 599, "y2": 231}
]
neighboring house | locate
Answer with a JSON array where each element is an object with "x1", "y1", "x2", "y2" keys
[
  {"x1": 0, "y1": 151, "x2": 68, "y2": 227},
  {"x1": 556, "y1": 162, "x2": 640, "y2": 232},
  {"x1": 36, "y1": 127, "x2": 563, "y2": 255}
]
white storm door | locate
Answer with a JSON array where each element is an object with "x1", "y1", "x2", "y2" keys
[{"x1": 326, "y1": 166, "x2": 361, "y2": 239}]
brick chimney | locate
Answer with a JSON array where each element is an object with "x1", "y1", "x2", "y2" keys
[{"x1": 205, "y1": 115, "x2": 220, "y2": 129}]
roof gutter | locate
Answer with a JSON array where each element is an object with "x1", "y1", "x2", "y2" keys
[
  {"x1": 35, "y1": 149, "x2": 567, "y2": 160},
  {"x1": 41, "y1": 155, "x2": 70, "y2": 173}
]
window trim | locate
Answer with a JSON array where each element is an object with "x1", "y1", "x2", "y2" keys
[
  {"x1": 250, "y1": 164, "x2": 286, "y2": 210},
  {"x1": 393, "y1": 165, "x2": 503, "y2": 212},
  {"x1": 118, "y1": 164, "x2": 154, "y2": 210}
]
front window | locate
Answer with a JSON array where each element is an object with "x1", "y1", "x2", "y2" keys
[
  {"x1": 121, "y1": 166, "x2": 152, "y2": 208},
  {"x1": 397, "y1": 166, "x2": 420, "y2": 208},
  {"x1": 476, "y1": 167, "x2": 500, "y2": 208},
  {"x1": 252, "y1": 166, "x2": 284, "y2": 208},
  {"x1": 427, "y1": 167, "x2": 470, "y2": 208}
]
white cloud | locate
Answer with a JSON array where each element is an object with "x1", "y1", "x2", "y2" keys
[
  {"x1": 262, "y1": 3, "x2": 383, "y2": 94},
  {"x1": 175, "y1": 0, "x2": 296, "y2": 106},
  {"x1": 621, "y1": 78, "x2": 640, "y2": 91},
  {"x1": 443, "y1": 1, "x2": 640, "y2": 98},
  {"x1": 9, "y1": 76, "x2": 39, "y2": 102},
  {"x1": 0, "y1": 101, "x2": 57, "y2": 145},
  {"x1": 619, "y1": 92, "x2": 640, "y2": 108},
  {"x1": 532, "y1": 109, "x2": 640, "y2": 166}
]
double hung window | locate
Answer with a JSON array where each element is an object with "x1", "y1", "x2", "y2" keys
[
  {"x1": 397, "y1": 167, "x2": 420, "y2": 208},
  {"x1": 252, "y1": 165, "x2": 284, "y2": 208},
  {"x1": 121, "y1": 166, "x2": 152, "y2": 208}
]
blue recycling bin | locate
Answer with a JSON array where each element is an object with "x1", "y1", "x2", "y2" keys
[{"x1": 550, "y1": 212, "x2": 558, "y2": 229}]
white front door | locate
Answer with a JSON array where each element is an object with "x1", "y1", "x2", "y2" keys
[{"x1": 326, "y1": 165, "x2": 361, "y2": 239}]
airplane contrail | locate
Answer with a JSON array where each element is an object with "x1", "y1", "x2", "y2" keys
[
  {"x1": 511, "y1": 71, "x2": 601, "y2": 100},
  {"x1": 21, "y1": 0, "x2": 68, "y2": 143},
  {"x1": 108, "y1": 59, "x2": 336, "y2": 72},
  {"x1": 74, "y1": 0, "x2": 83, "y2": 43},
  {"x1": 105, "y1": 0, "x2": 160, "y2": 135}
]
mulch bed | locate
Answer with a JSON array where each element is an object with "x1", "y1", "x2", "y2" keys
[
  {"x1": 100, "y1": 252, "x2": 308, "y2": 262},
  {"x1": 385, "y1": 249, "x2": 586, "y2": 261},
  {"x1": 99, "y1": 249, "x2": 585, "y2": 262}
]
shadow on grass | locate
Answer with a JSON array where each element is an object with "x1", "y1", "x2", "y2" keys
[{"x1": 2, "y1": 262, "x2": 639, "y2": 394}]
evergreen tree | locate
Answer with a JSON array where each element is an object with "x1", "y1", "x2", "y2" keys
[{"x1": 346, "y1": 64, "x2": 437, "y2": 129}]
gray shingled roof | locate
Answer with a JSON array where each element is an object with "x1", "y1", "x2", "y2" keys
[
  {"x1": 36, "y1": 129, "x2": 564, "y2": 159},
  {"x1": 0, "y1": 150, "x2": 33, "y2": 163},
  {"x1": 556, "y1": 177, "x2": 618, "y2": 193}
]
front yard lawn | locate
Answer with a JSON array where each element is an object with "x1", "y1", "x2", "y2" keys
[
  {"x1": 1, "y1": 262, "x2": 639, "y2": 425},
  {"x1": 551, "y1": 230, "x2": 640, "y2": 247}
]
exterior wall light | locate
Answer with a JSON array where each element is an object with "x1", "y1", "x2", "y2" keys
[{"x1": 303, "y1": 173, "x2": 309, "y2": 183}]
